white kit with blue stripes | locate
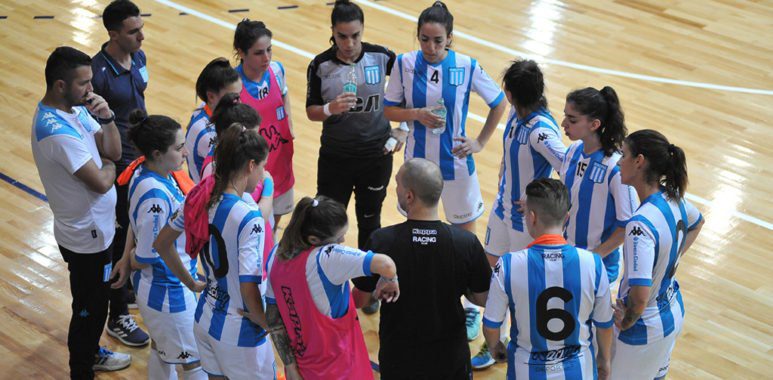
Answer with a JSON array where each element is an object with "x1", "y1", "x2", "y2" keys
[
  {"x1": 385, "y1": 50, "x2": 504, "y2": 181},
  {"x1": 617, "y1": 191, "x2": 702, "y2": 346},
  {"x1": 128, "y1": 165, "x2": 197, "y2": 313},
  {"x1": 192, "y1": 193, "x2": 268, "y2": 347},
  {"x1": 559, "y1": 142, "x2": 639, "y2": 283},
  {"x1": 493, "y1": 107, "x2": 566, "y2": 232},
  {"x1": 483, "y1": 242, "x2": 613, "y2": 379},
  {"x1": 185, "y1": 103, "x2": 214, "y2": 184}
]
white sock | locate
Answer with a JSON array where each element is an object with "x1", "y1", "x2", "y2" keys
[
  {"x1": 183, "y1": 365, "x2": 208, "y2": 380},
  {"x1": 148, "y1": 349, "x2": 176, "y2": 380},
  {"x1": 462, "y1": 297, "x2": 479, "y2": 310}
]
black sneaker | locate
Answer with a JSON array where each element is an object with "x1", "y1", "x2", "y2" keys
[{"x1": 107, "y1": 314, "x2": 150, "y2": 347}]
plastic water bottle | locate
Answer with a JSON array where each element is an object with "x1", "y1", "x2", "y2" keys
[
  {"x1": 431, "y1": 98, "x2": 447, "y2": 135},
  {"x1": 343, "y1": 65, "x2": 357, "y2": 94}
]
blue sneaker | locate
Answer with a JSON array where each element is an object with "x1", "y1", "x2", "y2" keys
[
  {"x1": 471, "y1": 342, "x2": 495, "y2": 370},
  {"x1": 465, "y1": 307, "x2": 481, "y2": 341}
]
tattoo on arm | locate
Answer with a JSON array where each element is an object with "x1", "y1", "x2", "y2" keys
[{"x1": 266, "y1": 304, "x2": 296, "y2": 366}]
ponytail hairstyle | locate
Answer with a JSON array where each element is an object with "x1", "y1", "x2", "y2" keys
[
  {"x1": 208, "y1": 123, "x2": 269, "y2": 209},
  {"x1": 277, "y1": 196, "x2": 348, "y2": 260},
  {"x1": 624, "y1": 129, "x2": 688, "y2": 201},
  {"x1": 233, "y1": 19, "x2": 273, "y2": 62},
  {"x1": 329, "y1": 0, "x2": 365, "y2": 45},
  {"x1": 210, "y1": 93, "x2": 261, "y2": 135},
  {"x1": 418, "y1": 1, "x2": 454, "y2": 41},
  {"x1": 127, "y1": 109, "x2": 181, "y2": 160},
  {"x1": 566, "y1": 86, "x2": 627, "y2": 156},
  {"x1": 195, "y1": 57, "x2": 240, "y2": 104},
  {"x1": 502, "y1": 59, "x2": 547, "y2": 115}
]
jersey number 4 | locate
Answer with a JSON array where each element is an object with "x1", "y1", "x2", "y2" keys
[
  {"x1": 536, "y1": 286, "x2": 575, "y2": 341},
  {"x1": 430, "y1": 70, "x2": 439, "y2": 84}
]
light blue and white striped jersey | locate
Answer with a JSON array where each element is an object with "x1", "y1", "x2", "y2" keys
[
  {"x1": 618, "y1": 191, "x2": 702, "y2": 346},
  {"x1": 385, "y1": 50, "x2": 505, "y2": 180},
  {"x1": 559, "y1": 142, "x2": 639, "y2": 283},
  {"x1": 483, "y1": 241, "x2": 613, "y2": 380},
  {"x1": 184, "y1": 104, "x2": 214, "y2": 184},
  {"x1": 264, "y1": 244, "x2": 374, "y2": 319},
  {"x1": 128, "y1": 165, "x2": 197, "y2": 313},
  {"x1": 493, "y1": 107, "x2": 566, "y2": 232},
  {"x1": 192, "y1": 193, "x2": 268, "y2": 347}
]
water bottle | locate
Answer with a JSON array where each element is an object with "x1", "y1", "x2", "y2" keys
[
  {"x1": 343, "y1": 65, "x2": 357, "y2": 94},
  {"x1": 431, "y1": 98, "x2": 447, "y2": 135}
]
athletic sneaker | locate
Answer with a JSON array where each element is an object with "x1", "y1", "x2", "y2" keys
[
  {"x1": 471, "y1": 342, "x2": 495, "y2": 369},
  {"x1": 362, "y1": 300, "x2": 379, "y2": 315},
  {"x1": 107, "y1": 314, "x2": 150, "y2": 347},
  {"x1": 93, "y1": 347, "x2": 131, "y2": 371},
  {"x1": 465, "y1": 307, "x2": 481, "y2": 341}
]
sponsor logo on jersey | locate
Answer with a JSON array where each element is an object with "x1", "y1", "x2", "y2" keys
[
  {"x1": 448, "y1": 67, "x2": 465, "y2": 86},
  {"x1": 364, "y1": 65, "x2": 381, "y2": 85},
  {"x1": 148, "y1": 204, "x2": 162, "y2": 214},
  {"x1": 251, "y1": 223, "x2": 262, "y2": 235},
  {"x1": 412, "y1": 228, "x2": 438, "y2": 245},
  {"x1": 281, "y1": 286, "x2": 308, "y2": 357},
  {"x1": 629, "y1": 226, "x2": 644, "y2": 236},
  {"x1": 529, "y1": 344, "x2": 581, "y2": 363},
  {"x1": 259, "y1": 124, "x2": 290, "y2": 152}
]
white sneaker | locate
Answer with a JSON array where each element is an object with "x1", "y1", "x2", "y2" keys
[{"x1": 93, "y1": 347, "x2": 131, "y2": 371}]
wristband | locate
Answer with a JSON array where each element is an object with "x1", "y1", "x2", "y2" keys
[
  {"x1": 97, "y1": 110, "x2": 115, "y2": 125},
  {"x1": 261, "y1": 176, "x2": 274, "y2": 198},
  {"x1": 380, "y1": 275, "x2": 398, "y2": 283},
  {"x1": 398, "y1": 122, "x2": 410, "y2": 132},
  {"x1": 323, "y1": 103, "x2": 332, "y2": 117}
]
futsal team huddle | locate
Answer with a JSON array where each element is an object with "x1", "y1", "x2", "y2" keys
[{"x1": 31, "y1": 1, "x2": 706, "y2": 379}]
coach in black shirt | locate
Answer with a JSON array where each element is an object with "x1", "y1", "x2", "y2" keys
[{"x1": 353, "y1": 158, "x2": 491, "y2": 379}]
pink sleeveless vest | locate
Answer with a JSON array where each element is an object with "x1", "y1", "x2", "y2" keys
[
  {"x1": 240, "y1": 66, "x2": 295, "y2": 197},
  {"x1": 269, "y1": 248, "x2": 373, "y2": 380}
]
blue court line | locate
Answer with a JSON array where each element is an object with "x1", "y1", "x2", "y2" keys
[{"x1": 0, "y1": 172, "x2": 48, "y2": 202}]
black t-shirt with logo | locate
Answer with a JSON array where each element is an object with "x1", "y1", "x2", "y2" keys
[{"x1": 353, "y1": 220, "x2": 491, "y2": 379}]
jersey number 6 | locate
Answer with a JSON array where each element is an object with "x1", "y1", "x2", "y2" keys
[{"x1": 536, "y1": 286, "x2": 575, "y2": 341}]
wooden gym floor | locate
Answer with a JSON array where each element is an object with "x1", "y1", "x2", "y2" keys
[{"x1": 0, "y1": 0, "x2": 771, "y2": 378}]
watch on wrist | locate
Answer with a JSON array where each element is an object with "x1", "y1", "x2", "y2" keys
[{"x1": 97, "y1": 110, "x2": 115, "y2": 125}]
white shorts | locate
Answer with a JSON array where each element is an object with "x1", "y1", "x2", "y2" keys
[
  {"x1": 136, "y1": 288, "x2": 199, "y2": 364},
  {"x1": 398, "y1": 172, "x2": 485, "y2": 224},
  {"x1": 484, "y1": 211, "x2": 532, "y2": 256},
  {"x1": 273, "y1": 187, "x2": 295, "y2": 216},
  {"x1": 193, "y1": 323, "x2": 275, "y2": 379},
  {"x1": 509, "y1": 346, "x2": 595, "y2": 379},
  {"x1": 610, "y1": 324, "x2": 682, "y2": 380}
]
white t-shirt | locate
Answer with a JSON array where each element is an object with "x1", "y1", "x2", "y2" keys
[{"x1": 31, "y1": 103, "x2": 116, "y2": 253}]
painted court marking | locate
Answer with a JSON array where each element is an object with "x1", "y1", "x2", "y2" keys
[
  {"x1": 144, "y1": 0, "x2": 772, "y2": 233},
  {"x1": 355, "y1": 0, "x2": 773, "y2": 96}
]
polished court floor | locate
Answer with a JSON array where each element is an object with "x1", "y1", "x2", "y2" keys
[{"x1": 0, "y1": 0, "x2": 771, "y2": 378}]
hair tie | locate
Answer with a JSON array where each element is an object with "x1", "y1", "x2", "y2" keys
[
  {"x1": 311, "y1": 199, "x2": 319, "y2": 207},
  {"x1": 668, "y1": 143, "x2": 675, "y2": 156}
]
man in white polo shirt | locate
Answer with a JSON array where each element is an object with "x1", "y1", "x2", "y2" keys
[{"x1": 31, "y1": 46, "x2": 131, "y2": 379}]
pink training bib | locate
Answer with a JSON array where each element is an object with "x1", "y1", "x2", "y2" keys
[
  {"x1": 240, "y1": 66, "x2": 295, "y2": 197},
  {"x1": 269, "y1": 248, "x2": 374, "y2": 380}
]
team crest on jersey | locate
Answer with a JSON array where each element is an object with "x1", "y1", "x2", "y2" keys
[
  {"x1": 516, "y1": 125, "x2": 531, "y2": 145},
  {"x1": 448, "y1": 67, "x2": 465, "y2": 86},
  {"x1": 276, "y1": 106, "x2": 286, "y2": 121},
  {"x1": 587, "y1": 162, "x2": 607, "y2": 183},
  {"x1": 364, "y1": 65, "x2": 381, "y2": 85}
]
